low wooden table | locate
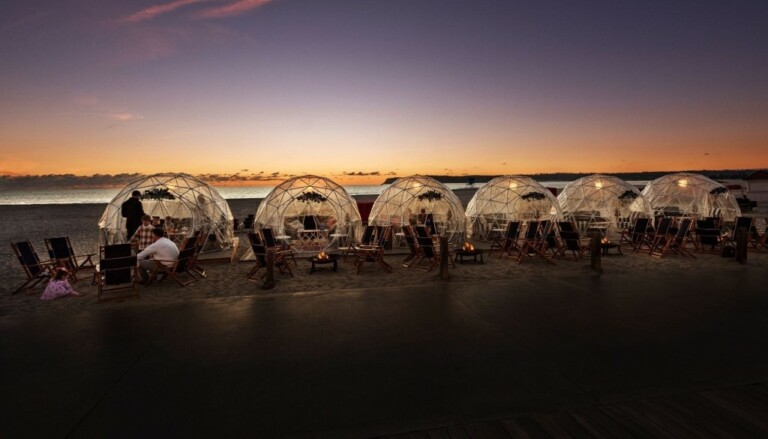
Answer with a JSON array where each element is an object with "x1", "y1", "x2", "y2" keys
[
  {"x1": 453, "y1": 248, "x2": 484, "y2": 264},
  {"x1": 309, "y1": 254, "x2": 339, "y2": 273}
]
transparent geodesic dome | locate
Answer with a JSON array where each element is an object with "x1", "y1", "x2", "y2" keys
[
  {"x1": 465, "y1": 176, "x2": 562, "y2": 239},
  {"x1": 98, "y1": 173, "x2": 234, "y2": 252},
  {"x1": 641, "y1": 172, "x2": 741, "y2": 221},
  {"x1": 369, "y1": 175, "x2": 466, "y2": 238},
  {"x1": 254, "y1": 175, "x2": 362, "y2": 241},
  {"x1": 558, "y1": 174, "x2": 653, "y2": 239}
]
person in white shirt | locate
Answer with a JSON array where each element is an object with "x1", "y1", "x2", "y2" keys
[{"x1": 137, "y1": 228, "x2": 180, "y2": 283}]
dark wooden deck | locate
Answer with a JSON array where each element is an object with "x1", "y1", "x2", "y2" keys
[{"x1": 382, "y1": 383, "x2": 768, "y2": 438}]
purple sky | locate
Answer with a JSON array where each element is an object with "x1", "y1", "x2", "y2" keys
[{"x1": 1, "y1": 0, "x2": 767, "y2": 184}]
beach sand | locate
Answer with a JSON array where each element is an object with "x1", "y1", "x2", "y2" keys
[{"x1": 3, "y1": 193, "x2": 767, "y2": 316}]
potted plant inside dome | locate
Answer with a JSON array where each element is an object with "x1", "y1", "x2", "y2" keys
[{"x1": 521, "y1": 191, "x2": 547, "y2": 219}]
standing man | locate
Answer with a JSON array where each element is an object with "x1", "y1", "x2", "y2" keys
[{"x1": 121, "y1": 190, "x2": 145, "y2": 240}]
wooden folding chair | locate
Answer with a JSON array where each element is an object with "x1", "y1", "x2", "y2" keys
[
  {"x1": 96, "y1": 244, "x2": 138, "y2": 302},
  {"x1": 261, "y1": 227, "x2": 297, "y2": 266},
  {"x1": 149, "y1": 247, "x2": 201, "y2": 287},
  {"x1": 11, "y1": 241, "x2": 55, "y2": 295},
  {"x1": 400, "y1": 224, "x2": 421, "y2": 268},
  {"x1": 493, "y1": 221, "x2": 521, "y2": 258},
  {"x1": 44, "y1": 236, "x2": 96, "y2": 282},
  {"x1": 355, "y1": 226, "x2": 392, "y2": 274},
  {"x1": 246, "y1": 232, "x2": 292, "y2": 280},
  {"x1": 651, "y1": 218, "x2": 695, "y2": 258},
  {"x1": 516, "y1": 221, "x2": 555, "y2": 264}
]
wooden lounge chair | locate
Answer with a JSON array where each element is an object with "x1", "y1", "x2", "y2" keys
[
  {"x1": 629, "y1": 217, "x2": 652, "y2": 252},
  {"x1": 348, "y1": 225, "x2": 376, "y2": 261},
  {"x1": 261, "y1": 227, "x2": 297, "y2": 266},
  {"x1": 651, "y1": 218, "x2": 695, "y2": 258},
  {"x1": 400, "y1": 224, "x2": 421, "y2": 268},
  {"x1": 492, "y1": 221, "x2": 521, "y2": 258},
  {"x1": 95, "y1": 244, "x2": 138, "y2": 302},
  {"x1": 44, "y1": 236, "x2": 96, "y2": 282},
  {"x1": 556, "y1": 231, "x2": 588, "y2": 260},
  {"x1": 694, "y1": 219, "x2": 723, "y2": 253},
  {"x1": 148, "y1": 247, "x2": 201, "y2": 287},
  {"x1": 516, "y1": 221, "x2": 555, "y2": 264},
  {"x1": 355, "y1": 226, "x2": 392, "y2": 274},
  {"x1": 648, "y1": 217, "x2": 674, "y2": 255},
  {"x1": 412, "y1": 236, "x2": 441, "y2": 272},
  {"x1": 11, "y1": 241, "x2": 55, "y2": 295},
  {"x1": 247, "y1": 232, "x2": 292, "y2": 280}
]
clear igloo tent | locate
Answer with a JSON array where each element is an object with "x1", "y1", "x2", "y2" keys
[
  {"x1": 253, "y1": 175, "x2": 362, "y2": 250},
  {"x1": 98, "y1": 173, "x2": 234, "y2": 253},
  {"x1": 465, "y1": 176, "x2": 562, "y2": 240},
  {"x1": 558, "y1": 174, "x2": 653, "y2": 239},
  {"x1": 369, "y1": 175, "x2": 466, "y2": 241},
  {"x1": 641, "y1": 172, "x2": 741, "y2": 222}
]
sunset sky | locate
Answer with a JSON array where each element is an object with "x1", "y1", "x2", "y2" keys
[{"x1": 1, "y1": 0, "x2": 767, "y2": 185}]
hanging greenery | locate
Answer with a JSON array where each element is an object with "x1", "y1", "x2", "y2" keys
[
  {"x1": 296, "y1": 191, "x2": 327, "y2": 203},
  {"x1": 417, "y1": 190, "x2": 442, "y2": 202},
  {"x1": 141, "y1": 187, "x2": 175, "y2": 200},
  {"x1": 618, "y1": 190, "x2": 639, "y2": 201},
  {"x1": 709, "y1": 187, "x2": 728, "y2": 195},
  {"x1": 521, "y1": 191, "x2": 546, "y2": 201}
]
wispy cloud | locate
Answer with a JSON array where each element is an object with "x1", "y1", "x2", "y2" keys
[
  {"x1": 108, "y1": 113, "x2": 145, "y2": 121},
  {"x1": 120, "y1": 0, "x2": 212, "y2": 23},
  {"x1": 196, "y1": 0, "x2": 274, "y2": 19}
]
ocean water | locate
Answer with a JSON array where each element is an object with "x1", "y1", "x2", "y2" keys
[{"x1": 0, "y1": 182, "x2": 577, "y2": 205}]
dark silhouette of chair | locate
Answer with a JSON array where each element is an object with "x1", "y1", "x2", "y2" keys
[
  {"x1": 400, "y1": 224, "x2": 421, "y2": 268},
  {"x1": 247, "y1": 232, "x2": 292, "y2": 280},
  {"x1": 516, "y1": 221, "x2": 555, "y2": 264},
  {"x1": 493, "y1": 221, "x2": 521, "y2": 258},
  {"x1": 629, "y1": 217, "x2": 652, "y2": 252},
  {"x1": 348, "y1": 225, "x2": 376, "y2": 260},
  {"x1": 555, "y1": 231, "x2": 587, "y2": 260},
  {"x1": 149, "y1": 247, "x2": 201, "y2": 287},
  {"x1": 44, "y1": 236, "x2": 95, "y2": 282},
  {"x1": 414, "y1": 225, "x2": 430, "y2": 239},
  {"x1": 355, "y1": 226, "x2": 392, "y2": 274},
  {"x1": 261, "y1": 227, "x2": 296, "y2": 266},
  {"x1": 648, "y1": 217, "x2": 674, "y2": 255},
  {"x1": 242, "y1": 214, "x2": 255, "y2": 230},
  {"x1": 412, "y1": 236, "x2": 441, "y2": 272},
  {"x1": 651, "y1": 218, "x2": 695, "y2": 258},
  {"x1": 96, "y1": 244, "x2": 138, "y2": 302},
  {"x1": 11, "y1": 241, "x2": 55, "y2": 295}
]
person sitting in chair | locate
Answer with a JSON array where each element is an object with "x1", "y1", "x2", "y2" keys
[{"x1": 136, "y1": 228, "x2": 179, "y2": 283}]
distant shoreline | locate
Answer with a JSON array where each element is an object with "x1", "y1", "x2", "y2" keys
[{"x1": 382, "y1": 170, "x2": 762, "y2": 185}]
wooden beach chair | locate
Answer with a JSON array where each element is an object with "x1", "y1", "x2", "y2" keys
[
  {"x1": 348, "y1": 225, "x2": 376, "y2": 261},
  {"x1": 516, "y1": 221, "x2": 555, "y2": 264},
  {"x1": 412, "y1": 236, "x2": 441, "y2": 272},
  {"x1": 95, "y1": 244, "x2": 138, "y2": 302},
  {"x1": 694, "y1": 219, "x2": 723, "y2": 254},
  {"x1": 247, "y1": 232, "x2": 292, "y2": 280},
  {"x1": 261, "y1": 227, "x2": 297, "y2": 266},
  {"x1": 400, "y1": 224, "x2": 421, "y2": 268},
  {"x1": 493, "y1": 221, "x2": 521, "y2": 258},
  {"x1": 651, "y1": 218, "x2": 695, "y2": 258},
  {"x1": 556, "y1": 231, "x2": 588, "y2": 260},
  {"x1": 44, "y1": 236, "x2": 96, "y2": 282},
  {"x1": 355, "y1": 226, "x2": 392, "y2": 274},
  {"x1": 11, "y1": 241, "x2": 56, "y2": 295},
  {"x1": 629, "y1": 217, "x2": 652, "y2": 252},
  {"x1": 148, "y1": 247, "x2": 201, "y2": 287},
  {"x1": 648, "y1": 217, "x2": 674, "y2": 255}
]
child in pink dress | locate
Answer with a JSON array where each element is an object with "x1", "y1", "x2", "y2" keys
[{"x1": 41, "y1": 268, "x2": 82, "y2": 300}]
